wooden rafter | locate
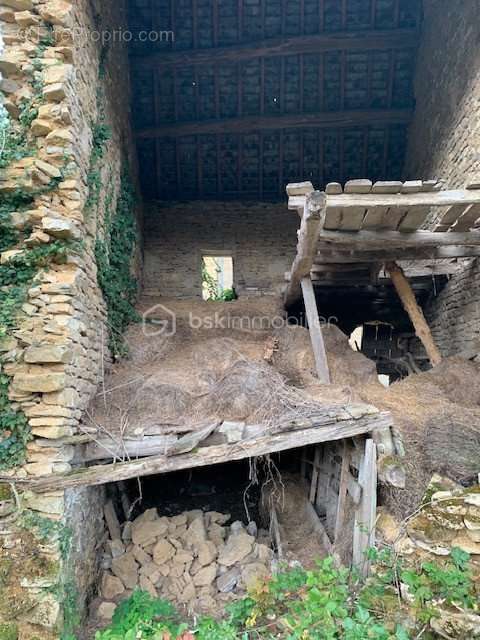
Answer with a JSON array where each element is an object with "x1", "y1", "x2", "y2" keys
[
  {"x1": 131, "y1": 29, "x2": 419, "y2": 68},
  {"x1": 136, "y1": 109, "x2": 412, "y2": 139}
]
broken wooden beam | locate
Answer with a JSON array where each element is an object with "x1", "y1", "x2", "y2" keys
[
  {"x1": 386, "y1": 261, "x2": 442, "y2": 367},
  {"x1": 3, "y1": 411, "x2": 393, "y2": 492},
  {"x1": 285, "y1": 190, "x2": 326, "y2": 308}
]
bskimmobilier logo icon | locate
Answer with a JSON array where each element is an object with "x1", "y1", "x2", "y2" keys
[{"x1": 142, "y1": 304, "x2": 177, "y2": 337}]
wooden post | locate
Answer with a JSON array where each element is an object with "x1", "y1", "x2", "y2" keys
[
  {"x1": 301, "y1": 276, "x2": 331, "y2": 383},
  {"x1": 284, "y1": 190, "x2": 326, "y2": 308},
  {"x1": 353, "y1": 439, "x2": 377, "y2": 577},
  {"x1": 334, "y1": 441, "x2": 350, "y2": 542},
  {"x1": 386, "y1": 261, "x2": 442, "y2": 367}
]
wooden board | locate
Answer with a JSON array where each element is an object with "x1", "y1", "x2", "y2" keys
[
  {"x1": 301, "y1": 276, "x2": 330, "y2": 383},
  {"x1": 4, "y1": 412, "x2": 393, "y2": 492}
]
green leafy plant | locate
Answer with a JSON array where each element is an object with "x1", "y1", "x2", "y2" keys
[{"x1": 95, "y1": 167, "x2": 139, "y2": 357}]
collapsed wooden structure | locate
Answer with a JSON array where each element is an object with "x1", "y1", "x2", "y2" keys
[{"x1": 285, "y1": 179, "x2": 480, "y2": 379}]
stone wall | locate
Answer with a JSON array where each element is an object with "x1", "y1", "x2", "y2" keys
[
  {"x1": 404, "y1": 0, "x2": 480, "y2": 356},
  {"x1": 0, "y1": 0, "x2": 141, "y2": 636},
  {"x1": 143, "y1": 201, "x2": 297, "y2": 297}
]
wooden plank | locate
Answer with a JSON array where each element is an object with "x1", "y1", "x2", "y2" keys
[
  {"x1": 334, "y1": 442, "x2": 350, "y2": 541},
  {"x1": 344, "y1": 179, "x2": 372, "y2": 194},
  {"x1": 353, "y1": 439, "x2": 377, "y2": 577},
  {"x1": 326, "y1": 189, "x2": 480, "y2": 210},
  {"x1": 339, "y1": 206, "x2": 367, "y2": 231},
  {"x1": 324, "y1": 206, "x2": 343, "y2": 230},
  {"x1": 452, "y1": 203, "x2": 480, "y2": 231},
  {"x1": 136, "y1": 109, "x2": 412, "y2": 138},
  {"x1": 401, "y1": 180, "x2": 423, "y2": 193},
  {"x1": 347, "y1": 472, "x2": 362, "y2": 505},
  {"x1": 104, "y1": 500, "x2": 122, "y2": 541},
  {"x1": 84, "y1": 435, "x2": 178, "y2": 462},
  {"x1": 4, "y1": 412, "x2": 393, "y2": 492},
  {"x1": 301, "y1": 276, "x2": 331, "y2": 383},
  {"x1": 133, "y1": 29, "x2": 420, "y2": 68},
  {"x1": 285, "y1": 191, "x2": 326, "y2": 307},
  {"x1": 309, "y1": 446, "x2": 321, "y2": 503},
  {"x1": 317, "y1": 229, "x2": 480, "y2": 249},
  {"x1": 315, "y1": 245, "x2": 480, "y2": 261},
  {"x1": 386, "y1": 261, "x2": 442, "y2": 366},
  {"x1": 287, "y1": 181, "x2": 314, "y2": 196},
  {"x1": 305, "y1": 500, "x2": 334, "y2": 555},
  {"x1": 362, "y1": 206, "x2": 389, "y2": 229},
  {"x1": 326, "y1": 182, "x2": 342, "y2": 194},
  {"x1": 435, "y1": 204, "x2": 470, "y2": 231},
  {"x1": 380, "y1": 207, "x2": 408, "y2": 230},
  {"x1": 398, "y1": 205, "x2": 431, "y2": 232},
  {"x1": 372, "y1": 181, "x2": 402, "y2": 193}
]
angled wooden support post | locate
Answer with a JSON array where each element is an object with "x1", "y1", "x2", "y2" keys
[
  {"x1": 353, "y1": 438, "x2": 377, "y2": 578},
  {"x1": 284, "y1": 190, "x2": 326, "y2": 308},
  {"x1": 386, "y1": 261, "x2": 442, "y2": 367},
  {"x1": 301, "y1": 276, "x2": 331, "y2": 383}
]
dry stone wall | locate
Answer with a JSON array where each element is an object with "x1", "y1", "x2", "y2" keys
[
  {"x1": 143, "y1": 201, "x2": 297, "y2": 297},
  {"x1": 404, "y1": 0, "x2": 480, "y2": 356},
  {"x1": 0, "y1": 0, "x2": 140, "y2": 636}
]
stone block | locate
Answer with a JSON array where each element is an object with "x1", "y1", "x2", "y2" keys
[{"x1": 12, "y1": 372, "x2": 66, "y2": 393}]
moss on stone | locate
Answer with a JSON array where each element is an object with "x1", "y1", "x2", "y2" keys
[{"x1": 0, "y1": 485, "x2": 13, "y2": 502}]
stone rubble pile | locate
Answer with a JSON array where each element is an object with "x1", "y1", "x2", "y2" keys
[{"x1": 98, "y1": 508, "x2": 274, "y2": 620}]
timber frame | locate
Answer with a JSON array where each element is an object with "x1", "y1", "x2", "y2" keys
[{"x1": 285, "y1": 179, "x2": 480, "y2": 370}]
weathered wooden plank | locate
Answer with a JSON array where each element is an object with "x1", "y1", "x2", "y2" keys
[
  {"x1": 285, "y1": 191, "x2": 326, "y2": 307},
  {"x1": 452, "y1": 203, "x2": 480, "y2": 231},
  {"x1": 324, "y1": 206, "x2": 343, "y2": 230},
  {"x1": 353, "y1": 439, "x2": 377, "y2": 577},
  {"x1": 334, "y1": 442, "x2": 350, "y2": 541},
  {"x1": 386, "y1": 261, "x2": 442, "y2": 366},
  {"x1": 434, "y1": 204, "x2": 469, "y2": 231},
  {"x1": 339, "y1": 206, "x2": 366, "y2": 231},
  {"x1": 315, "y1": 245, "x2": 480, "y2": 261},
  {"x1": 104, "y1": 501, "x2": 121, "y2": 541},
  {"x1": 327, "y1": 189, "x2": 480, "y2": 210},
  {"x1": 317, "y1": 229, "x2": 480, "y2": 248},
  {"x1": 84, "y1": 435, "x2": 178, "y2": 462},
  {"x1": 361, "y1": 206, "x2": 389, "y2": 229},
  {"x1": 286, "y1": 181, "x2": 314, "y2": 196},
  {"x1": 325, "y1": 182, "x2": 342, "y2": 194},
  {"x1": 301, "y1": 276, "x2": 331, "y2": 383},
  {"x1": 5, "y1": 413, "x2": 393, "y2": 492},
  {"x1": 344, "y1": 179, "x2": 372, "y2": 194},
  {"x1": 372, "y1": 181, "x2": 403, "y2": 194},
  {"x1": 310, "y1": 446, "x2": 321, "y2": 503},
  {"x1": 398, "y1": 205, "x2": 431, "y2": 232}
]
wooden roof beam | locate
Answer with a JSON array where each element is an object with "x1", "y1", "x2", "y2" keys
[
  {"x1": 131, "y1": 29, "x2": 419, "y2": 68},
  {"x1": 136, "y1": 109, "x2": 412, "y2": 139}
]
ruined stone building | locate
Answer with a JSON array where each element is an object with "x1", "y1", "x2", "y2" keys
[{"x1": 0, "y1": 1, "x2": 480, "y2": 637}]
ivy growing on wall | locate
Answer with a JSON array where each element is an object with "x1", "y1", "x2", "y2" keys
[
  {"x1": 0, "y1": 30, "x2": 68, "y2": 470},
  {"x1": 95, "y1": 167, "x2": 139, "y2": 357}
]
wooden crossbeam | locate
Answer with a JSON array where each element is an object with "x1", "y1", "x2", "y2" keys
[
  {"x1": 326, "y1": 189, "x2": 480, "y2": 210},
  {"x1": 285, "y1": 191, "x2": 326, "y2": 307},
  {"x1": 1, "y1": 412, "x2": 392, "y2": 492},
  {"x1": 317, "y1": 229, "x2": 480, "y2": 249},
  {"x1": 131, "y1": 29, "x2": 419, "y2": 68},
  {"x1": 315, "y1": 246, "x2": 480, "y2": 261},
  {"x1": 136, "y1": 109, "x2": 412, "y2": 138}
]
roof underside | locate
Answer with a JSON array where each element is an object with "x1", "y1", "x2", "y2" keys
[{"x1": 128, "y1": 0, "x2": 422, "y2": 201}]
